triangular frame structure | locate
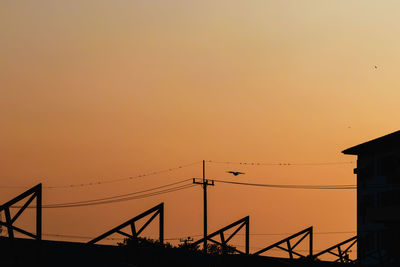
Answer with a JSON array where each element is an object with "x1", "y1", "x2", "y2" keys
[
  {"x1": 192, "y1": 216, "x2": 250, "y2": 255},
  {"x1": 88, "y1": 203, "x2": 164, "y2": 244},
  {"x1": 254, "y1": 227, "x2": 313, "y2": 259},
  {"x1": 313, "y1": 236, "x2": 357, "y2": 263},
  {"x1": 0, "y1": 184, "x2": 42, "y2": 240}
]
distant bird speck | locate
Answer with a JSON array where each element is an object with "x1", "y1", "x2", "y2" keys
[{"x1": 226, "y1": 171, "x2": 245, "y2": 176}]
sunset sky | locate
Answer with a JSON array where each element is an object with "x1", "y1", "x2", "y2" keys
[{"x1": 1, "y1": 0, "x2": 400, "y2": 257}]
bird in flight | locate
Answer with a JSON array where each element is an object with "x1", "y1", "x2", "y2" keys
[{"x1": 226, "y1": 171, "x2": 245, "y2": 176}]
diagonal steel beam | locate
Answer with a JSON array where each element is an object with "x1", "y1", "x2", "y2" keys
[
  {"x1": 254, "y1": 226, "x2": 313, "y2": 257},
  {"x1": 11, "y1": 193, "x2": 36, "y2": 224},
  {"x1": 88, "y1": 203, "x2": 164, "y2": 244},
  {"x1": 313, "y1": 236, "x2": 357, "y2": 262},
  {"x1": 0, "y1": 184, "x2": 41, "y2": 210},
  {"x1": 225, "y1": 221, "x2": 246, "y2": 243},
  {"x1": 208, "y1": 238, "x2": 245, "y2": 255},
  {"x1": 116, "y1": 230, "x2": 134, "y2": 239},
  {"x1": 136, "y1": 210, "x2": 160, "y2": 236},
  {"x1": 192, "y1": 216, "x2": 250, "y2": 254},
  {"x1": 0, "y1": 184, "x2": 42, "y2": 240}
]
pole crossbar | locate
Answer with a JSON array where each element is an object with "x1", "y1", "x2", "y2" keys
[
  {"x1": 254, "y1": 226, "x2": 313, "y2": 259},
  {"x1": 88, "y1": 203, "x2": 164, "y2": 244},
  {"x1": 0, "y1": 184, "x2": 42, "y2": 240},
  {"x1": 313, "y1": 236, "x2": 357, "y2": 263},
  {"x1": 192, "y1": 216, "x2": 250, "y2": 255}
]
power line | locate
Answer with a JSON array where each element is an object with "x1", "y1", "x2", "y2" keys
[
  {"x1": 3, "y1": 231, "x2": 359, "y2": 241},
  {"x1": 44, "y1": 184, "x2": 196, "y2": 208},
  {"x1": 214, "y1": 179, "x2": 400, "y2": 190},
  {"x1": 43, "y1": 233, "x2": 121, "y2": 240},
  {"x1": 43, "y1": 179, "x2": 192, "y2": 206},
  {"x1": 40, "y1": 231, "x2": 357, "y2": 242},
  {"x1": 165, "y1": 231, "x2": 357, "y2": 240},
  {"x1": 245, "y1": 231, "x2": 356, "y2": 236},
  {"x1": 229, "y1": 243, "x2": 354, "y2": 253},
  {"x1": 42, "y1": 233, "x2": 191, "y2": 242},
  {"x1": 208, "y1": 160, "x2": 354, "y2": 166},
  {"x1": 0, "y1": 159, "x2": 355, "y2": 189},
  {"x1": 38, "y1": 230, "x2": 390, "y2": 242},
  {"x1": 0, "y1": 161, "x2": 202, "y2": 189},
  {"x1": 10, "y1": 180, "x2": 196, "y2": 209},
  {"x1": 213, "y1": 179, "x2": 357, "y2": 189},
  {"x1": 7, "y1": 177, "x2": 362, "y2": 211}
]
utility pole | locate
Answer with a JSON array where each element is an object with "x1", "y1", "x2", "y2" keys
[{"x1": 193, "y1": 160, "x2": 214, "y2": 253}]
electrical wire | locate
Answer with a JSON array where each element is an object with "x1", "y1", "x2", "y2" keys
[
  {"x1": 41, "y1": 231, "x2": 356, "y2": 242},
  {"x1": 213, "y1": 179, "x2": 400, "y2": 190},
  {"x1": 163, "y1": 231, "x2": 357, "y2": 240},
  {"x1": 10, "y1": 180, "x2": 196, "y2": 209},
  {"x1": 0, "y1": 159, "x2": 355, "y2": 189},
  {"x1": 42, "y1": 179, "x2": 192, "y2": 206},
  {"x1": 7, "y1": 177, "x2": 362, "y2": 211},
  {"x1": 213, "y1": 179, "x2": 357, "y2": 189},
  {"x1": 208, "y1": 160, "x2": 354, "y2": 166},
  {"x1": 0, "y1": 161, "x2": 201, "y2": 189},
  {"x1": 44, "y1": 184, "x2": 196, "y2": 208},
  {"x1": 248, "y1": 231, "x2": 356, "y2": 236},
  {"x1": 229, "y1": 243, "x2": 353, "y2": 253}
]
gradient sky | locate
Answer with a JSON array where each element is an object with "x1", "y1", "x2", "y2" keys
[{"x1": 1, "y1": 0, "x2": 400, "y2": 257}]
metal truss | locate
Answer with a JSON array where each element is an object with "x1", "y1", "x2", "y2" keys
[
  {"x1": 88, "y1": 203, "x2": 164, "y2": 244},
  {"x1": 192, "y1": 216, "x2": 249, "y2": 255},
  {"x1": 0, "y1": 184, "x2": 42, "y2": 240},
  {"x1": 254, "y1": 227, "x2": 313, "y2": 259},
  {"x1": 313, "y1": 236, "x2": 357, "y2": 263}
]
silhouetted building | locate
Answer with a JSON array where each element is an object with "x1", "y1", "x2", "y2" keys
[{"x1": 343, "y1": 130, "x2": 400, "y2": 266}]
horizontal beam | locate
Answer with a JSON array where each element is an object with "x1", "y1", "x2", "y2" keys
[{"x1": 0, "y1": 221, "x2": 37, "y2": 239}]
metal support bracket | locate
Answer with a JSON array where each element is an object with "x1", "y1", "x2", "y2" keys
[
  {"x1": 313, "y1": 236, "x2": 357, "y2": 263},
  {"x1": 88, "y1": 203, "x2": 164, "y2": 244},
  {"x1": 192, "y1": 216, "x2": 249, "y2": 254},
  {"x1": 254, "y1": 226, "x2": 313, "y2": 259},
  {"x1": 0, "y1": 184, "x2": 42, "y2": 240}
]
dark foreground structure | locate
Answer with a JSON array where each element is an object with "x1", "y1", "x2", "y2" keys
[
  {"x1": 343, "y1": 130, "x2": 400, "y2": 266},
  {"x1": 0, "y1": 236, "x2": 354, "y2": 267}
]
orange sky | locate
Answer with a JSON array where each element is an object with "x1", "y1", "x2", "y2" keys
[{"x1": 1, "y1": 0, "x2": 400, "y2": 258}]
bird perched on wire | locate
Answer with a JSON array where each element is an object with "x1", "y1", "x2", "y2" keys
[{"x1": 226, "y1": 171, "x2": 245, "y2": 176}]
